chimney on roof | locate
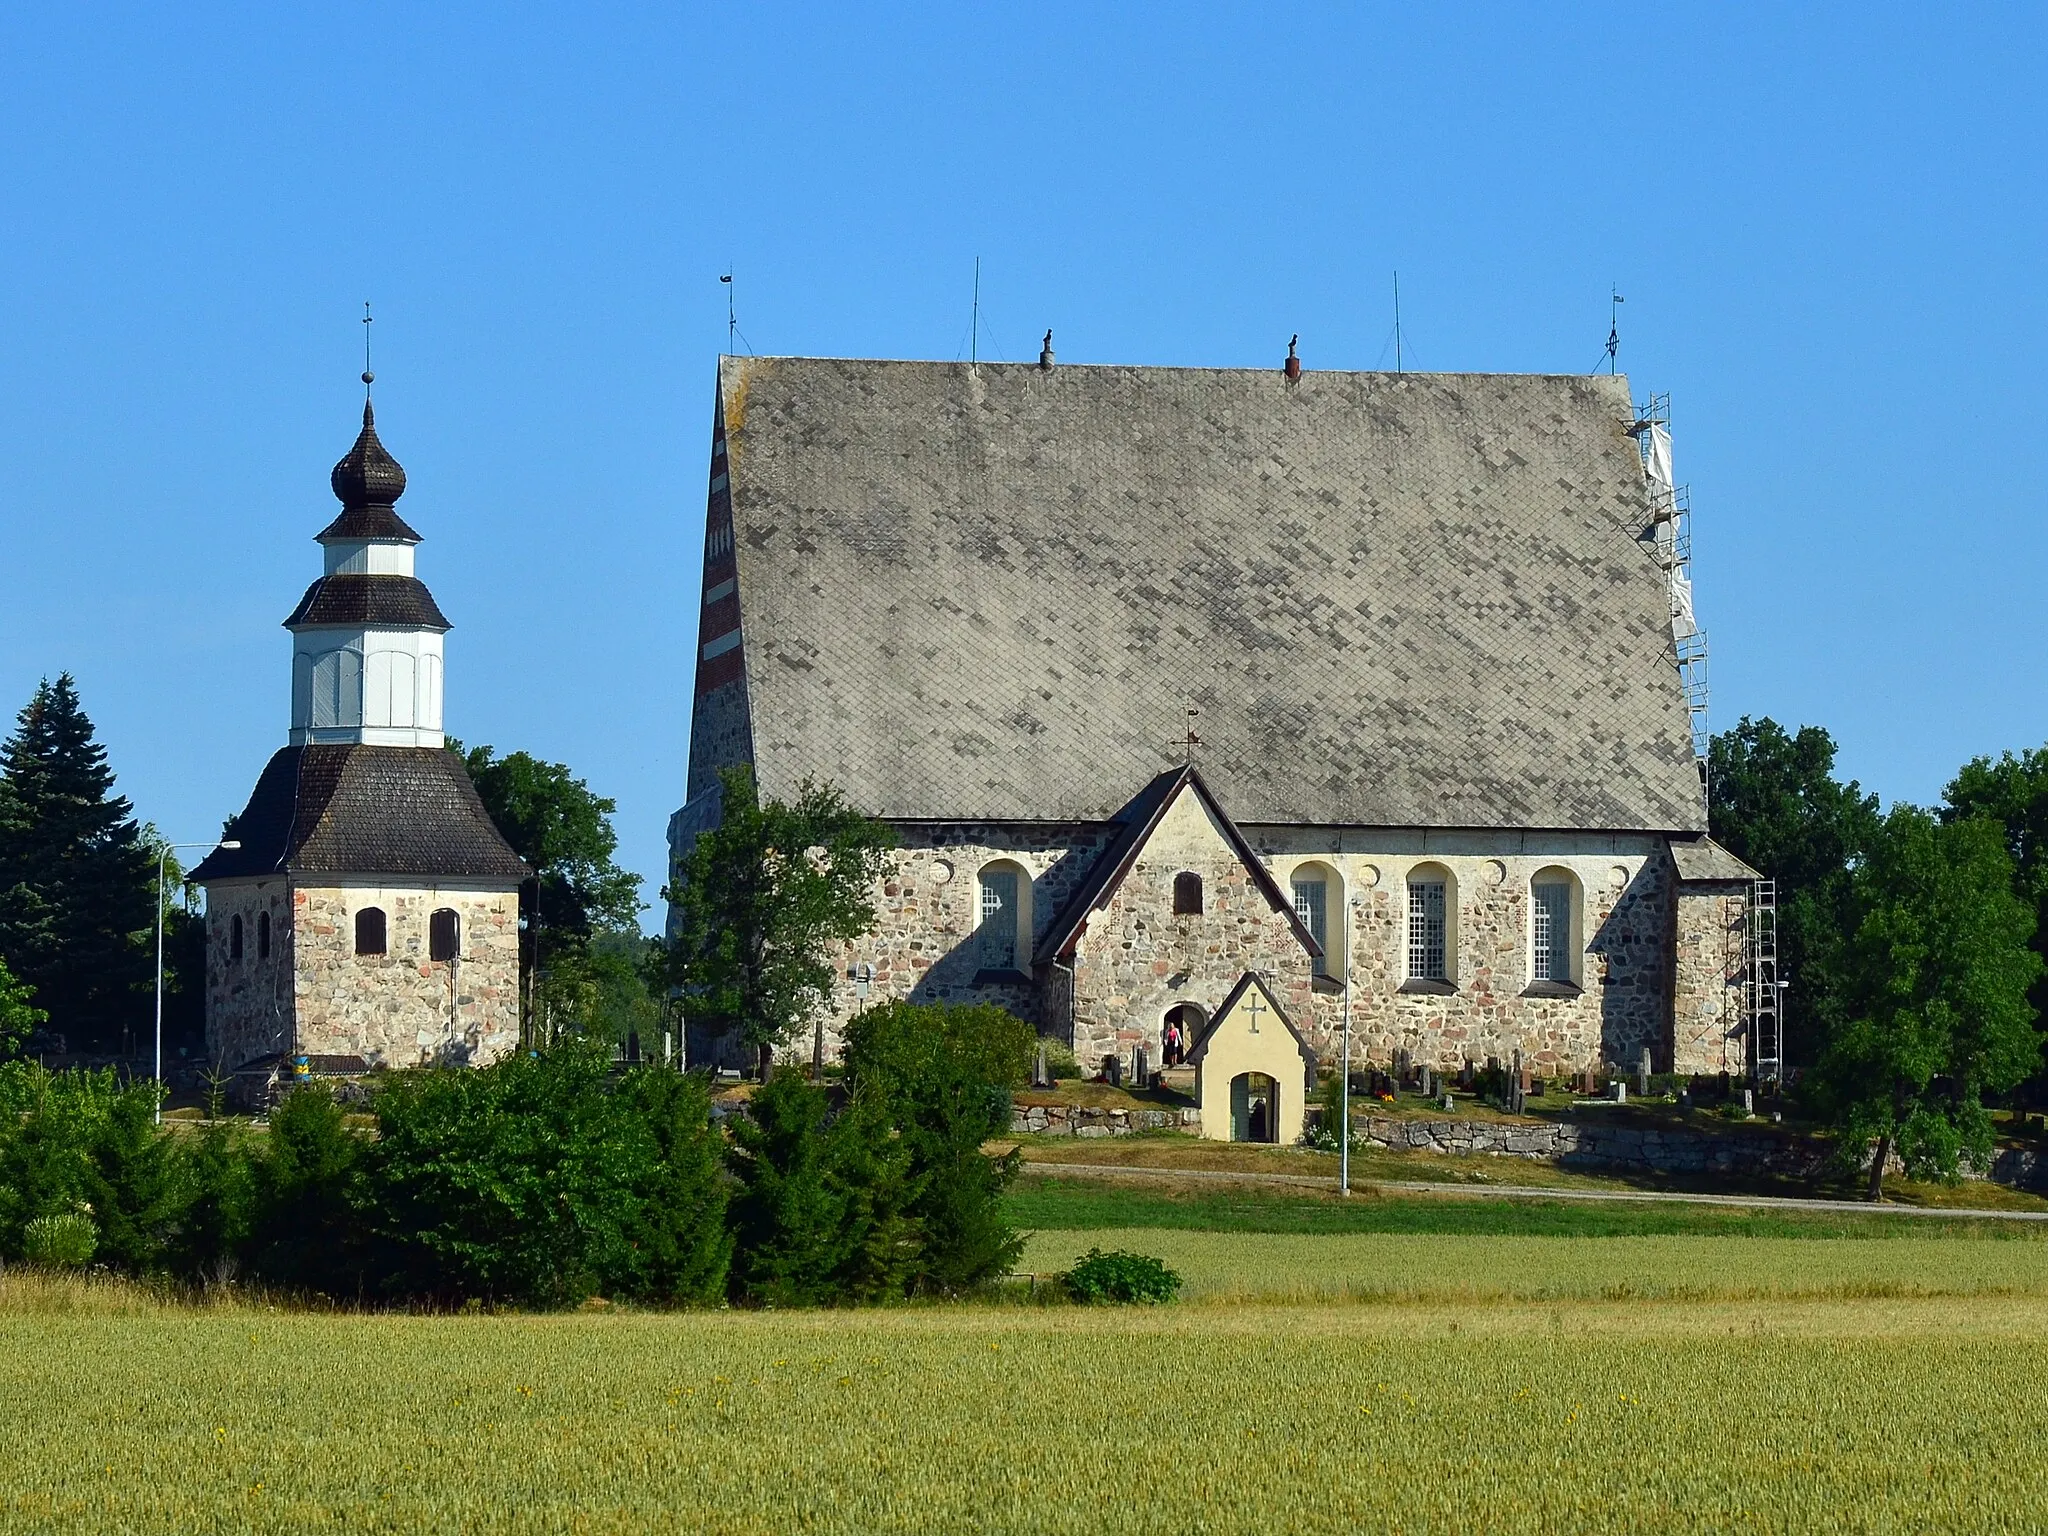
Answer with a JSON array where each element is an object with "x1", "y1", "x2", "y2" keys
[
  {"x1": 1284, "y1": 335, "x2": 1301, "y2": 382},
  {"x1": 1039, "y1": 330, "x2": 1055, "y2": 370}
]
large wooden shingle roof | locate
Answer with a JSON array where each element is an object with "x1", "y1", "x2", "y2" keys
[{"x1": 715, "y1": 355, "x2": 1705, "y2": 833}]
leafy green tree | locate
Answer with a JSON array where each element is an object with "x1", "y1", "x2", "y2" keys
[
  {"x1": 842, "y1": 1001, "x2": 1033, "y2": 1292},
  {"x1": 666, "y1": 764, "x2": 894, "y2": 1078},
  {"x1": 0, "y1": 955, "x2": 45, "y2": 1060},
  {"x1": 1944, "y1": 745, "x2": 2048, "y2": 1039},
  {"x1": 1708, "y1": 717, "x2": 1882, "y2": 1068},
  {"x1": 458, "y1": 743, "x2": 644, "y2": 1045},
  {"x1": 0, "y1": 677, "x2": 156, "y2": 1055},
  {"x1": 725, "y1": 1070, "x2": 919, "y2": 1306},
  {"x1": 1810, "y1": 809, "x2": 2042, "y2": 1198}
]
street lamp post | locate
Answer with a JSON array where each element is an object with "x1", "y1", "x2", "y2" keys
[
  {"x1": 1340, "y1": 894, "x2": 1355, "y2": 1197},
  {"x1": 155, "y1": 839, "x2": 238, "y2": 1124}
]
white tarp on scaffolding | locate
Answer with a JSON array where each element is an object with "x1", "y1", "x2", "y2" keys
[
  {"x1": 1670, "y1": 571, "x2": 1697, "y2": 640},
  {"x1": 1645, "y1": 423, "x2": 1674, "y2": 490}
]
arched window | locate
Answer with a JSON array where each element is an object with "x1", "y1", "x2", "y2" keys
[
  {"x1": 230, "y1": 913, "x2": 244, "y2": 962},
  {"x1": 355, "y1": 906, "x2": 387, "y2": 957},
  {"x1": 978, "y1": 863, "x2": 1029, "y2": 971},
  {"x1": 1291, "y1": 862, "x2": 1344, "y2": 977},
  {"x1": 1173, "y1": 871, "x2": 1204, "y2": 915},
  {"x1": 1529, "y1": 868, "x2": 1584, "y2": 988},
  {"x1": 257, "y1": 910, "x2": 271, "y2": 960},
  {"x1": 311, "y1": 647, "x2": 364, "y2": 729},
  {"x1": 1404, "y1": 864, "x2": 1457, "y2": 985},
  {"x1": 430, "y1": 907, "x2": 461, "y2": 963}
]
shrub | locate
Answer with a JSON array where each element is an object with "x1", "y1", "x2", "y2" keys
[
  {"x1": 1061, "y1": 1248, "x2": 1181, "y2": 1305},
  {"x1": 247, "y1": 1085, "x2": 369, "y2": 1295},
  {"x1": 22, "y1": 1211, "x2": 98, "y2": 1269},
  {"x1": 1041, "y1": 1039, "x2": 1080, "y2": 1082},
  {"x1": 0, "y1": 1062, "x2": 184, "y2": 1273},
  {"x1": 726, "y1": 1069, "x2": 918, "y2": 1306},
  {"x1": 843, "y1": 1001, "x2": 1035, "y2": 1293},
  {"x1": 608, "y1": 1068, "x2": 731, "y2": 1306},
  {"x1": 365, "y1": 1039, "x2": 647, "y2": 1307}
]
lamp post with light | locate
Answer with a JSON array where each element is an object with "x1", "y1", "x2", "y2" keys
[{"x1": 155, "y1": 839, "x2": 237, "y2": 1123}]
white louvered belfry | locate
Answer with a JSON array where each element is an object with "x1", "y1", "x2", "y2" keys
[{"x1": 286, "y1": 400, "x2": 450, "y2": 749}]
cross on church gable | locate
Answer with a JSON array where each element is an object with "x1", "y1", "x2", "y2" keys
[{"x1": 1242, "y1": 992, "x2": 1267, "y2": 1033}]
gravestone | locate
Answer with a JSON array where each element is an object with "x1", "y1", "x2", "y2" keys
[
  {"x1": 1459, "y1": 1060, "x2": 1476, "y2": 1091},
  {"x1": 1578, "y1": 1068, "x2": 1597, "y2": 1096},
  {"x1": 1420, "y1": 1065, "x2": 1435, "y2": 1098},
  {"x1": 1134, "y1": 1046, "x2": 1150, "y2": 1089},
  {"x1": 1636, "y1": 1047, "x2": 1652, "y2": 1098},
  {"x1": 1034, "y1": 1039, "x2": 1051, "y2": 1089},
  {"x1": 1104, "y1": 1054, "x2": 1122, "y2": 1088},
  {"x1": 1741, "y1": 1088, "x2": 1754, "y2": 1116},
  {"x1": 1440, "y1": 1091, "x2": 1454, "y2": 1112},
  {"x1": 1612, "y1": 1080, "x2": 1627, "y2": 1104}
]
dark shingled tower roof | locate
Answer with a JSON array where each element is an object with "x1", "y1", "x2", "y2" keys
[
  {"x1": 190, "y1": 746, "x2": 528, "y2": 883},
  {"x1": 709, "y1": 356, "x2": 1706, "y2": 833}
]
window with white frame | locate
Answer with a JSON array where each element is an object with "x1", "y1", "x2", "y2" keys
[
  {"x1": 1407, "y1": 879, "x2": 1446, "y2": 981},
  {"x1": 1292, "y1": 876, "x2": 1328, "y2": 976},
  {"x1": 1532, "y1": 880, "x2": 1573, "y2": 983},
  {"x1": 979, "y1": 868, "x2": 1019, "y2": 970}
]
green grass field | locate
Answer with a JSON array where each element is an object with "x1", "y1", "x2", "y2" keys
[{"x1": 4, "y1": 1182, "x2": 2045, "y2": 1532}]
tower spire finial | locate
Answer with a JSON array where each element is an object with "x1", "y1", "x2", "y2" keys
[{"x1": 361, "y1": 301, "x2": 376, "y2": 421}]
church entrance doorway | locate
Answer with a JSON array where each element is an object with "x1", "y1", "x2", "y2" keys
[
  {"x1": 1230, "y1": 1072, "x2": 1278, "y2": 1143},
  {"x1": 1163, "y1": 1002, "x2": 1205, "y2": 1066}
]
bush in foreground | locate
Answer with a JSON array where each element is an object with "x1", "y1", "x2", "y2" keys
[{"x1": 1060, "y1": 1248, "x2": 1181, "y2": 1305}]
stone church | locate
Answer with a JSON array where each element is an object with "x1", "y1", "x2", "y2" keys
[
  {"x1": 193, "y1": 393, "x2": 529, "y2": 1079},
  {"x1": 669, "y1": 350, "x2": 1758, "y2": 1084}
]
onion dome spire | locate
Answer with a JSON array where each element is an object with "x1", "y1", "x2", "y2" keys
[
  {"x1": 330, "y1": 399, "x2": 409, "y2": 509},
  {"x1": 317, "y1": 396, "x2": 421, "y2": 544}
]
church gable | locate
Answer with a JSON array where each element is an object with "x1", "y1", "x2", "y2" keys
[{"x1": 1052, "y1": 768, "x2": 1323, "y2": 1069}]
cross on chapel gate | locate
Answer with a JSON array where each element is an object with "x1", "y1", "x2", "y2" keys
[{"x1": 1243, "y1": 993, "x2": 1267, "y2": 1034}]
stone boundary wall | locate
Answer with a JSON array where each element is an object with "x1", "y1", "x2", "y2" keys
[
  {"x1": 1356, "y1": 1114, "x2": 1828, "y2": 1179},
  {"x1": 1012, "y1": 1104, "x2": 1201, "y2": 1138}
]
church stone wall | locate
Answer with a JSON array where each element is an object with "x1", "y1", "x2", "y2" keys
[
  {"x1": 813, "y1": 823, "x2": 1109, "y2": 1059},
  {"x1": 1671, "y1": 883, "x2": 1748, "y2": 1076},
  {"x1": 205, "y1": 879, "x2": 298, "y2": 1071},
  {"x1": 1245, "y1": 834, "x2": 1675, "y2": 1075},
  {"x1": 291, "y1": 883, "x2": 521, "y2": 1068}
]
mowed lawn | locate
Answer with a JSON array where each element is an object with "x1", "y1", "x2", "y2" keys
[{"x1": 6, "y1": 1191, "x2": 2048, "y2": 1534}]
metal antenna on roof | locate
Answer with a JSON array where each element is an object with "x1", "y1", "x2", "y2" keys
[
  {"x1": 971, "y1": 256, "x2": 981, "y2": 364},
  {"x1": 361, "y1": 302, "x2": 374, "y2": 401},
  {"x1": 1393, "y1": 272, "x2": 1403, "y2": 374}
]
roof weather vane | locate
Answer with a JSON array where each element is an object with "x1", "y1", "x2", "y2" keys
[
  {"x1": 362, "y1": 301, "x2": 375, "y2": 398},
  {"x1": 1170, "y1": 707, "x2": 1203, "y2": 765},
  {"x1": 1604, "y1": 287, "x2": 1625, "y2": 374}
]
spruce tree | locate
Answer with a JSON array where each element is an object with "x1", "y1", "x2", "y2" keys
[{"x1": 0, "y1": 676, "x2": 155, "y2": 1054}]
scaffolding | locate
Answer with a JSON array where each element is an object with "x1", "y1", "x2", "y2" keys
[
  {"x1": 1630, "y1": 394, "x2": 1710, "y2": 766},
  {"x1": 1747, "y1": 878, "x2": 1783, "y2": 1084}
]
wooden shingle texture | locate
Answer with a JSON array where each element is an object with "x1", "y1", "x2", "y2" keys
[{"x1": 719, "y1": 356, "x2": 1704, "y2": 832}]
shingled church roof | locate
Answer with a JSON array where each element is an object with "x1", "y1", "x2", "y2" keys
[
  {"x1": 714, "y1": 355, "x2": 1705, "y2": 833},
  {"x1": 190, "y1": 746, "x2": 529, "y2": 883}
]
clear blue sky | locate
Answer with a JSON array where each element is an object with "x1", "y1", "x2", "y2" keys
[{"x1": 3, "y1": 5, "x2": 2042, "y2": 925}]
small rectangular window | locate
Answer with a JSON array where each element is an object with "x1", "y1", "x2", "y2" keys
[
  {"x1": 1533, "y1": 882, "x2": 1572, "y2": 982},
  {"x1": 1173, "y1": 872, "x2": 1204, "y2": 915},
  {"x1": 1407, "y1": 881, "x2": 1446, "y2": 980}
]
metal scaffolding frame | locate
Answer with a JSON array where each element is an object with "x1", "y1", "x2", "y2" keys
[{"x1": 1747, "y1": 878, "x2": 1782, "y2": 1084}]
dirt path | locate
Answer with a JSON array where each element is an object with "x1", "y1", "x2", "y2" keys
[{"x1": 1020, "y1": 1156, "x2": 2048, "y2": 1222}]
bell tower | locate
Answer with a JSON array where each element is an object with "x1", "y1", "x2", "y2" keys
[{"x1": 285, "y1": 398, "x2": 448, "y2": 746}]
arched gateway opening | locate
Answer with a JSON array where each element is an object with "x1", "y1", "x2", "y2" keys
[{"x1": 1230, "y1": 1071, "x2": 1278, "y2": 1143}]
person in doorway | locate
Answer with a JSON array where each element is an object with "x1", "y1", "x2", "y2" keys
[
  {"x1": 1248, "y1": 1092, "x2": 1270, "y2": 1144},
  {"x1": 1163, "y1": 1019, "x2": 1182, "y2": 1067}
]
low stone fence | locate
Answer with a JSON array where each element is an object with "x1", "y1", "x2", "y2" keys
[
  {"x1": 1011, "y1": 1103, "x2": 1201, "y2": 1138},
  {"x1": 1991, "y1": 1147, "x2": 2048, "y2": 1192},
  {"x1": 1354, "y1": 1114, "x2": 1830, "y2": 1180}
]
